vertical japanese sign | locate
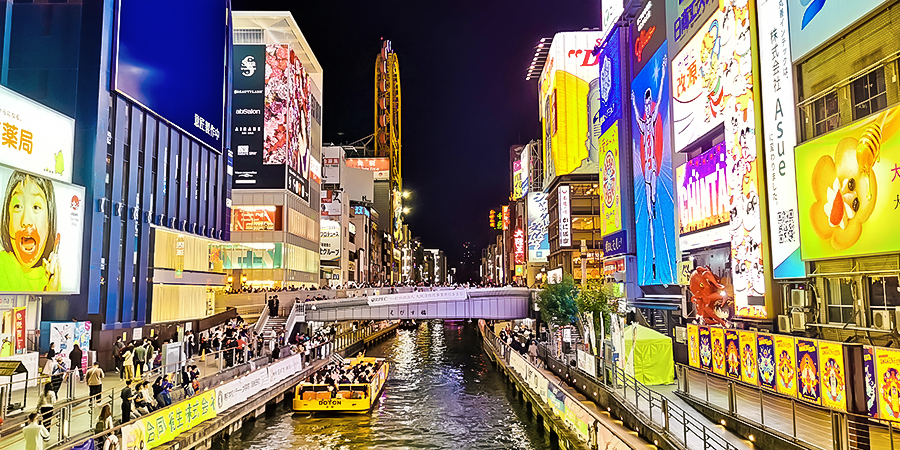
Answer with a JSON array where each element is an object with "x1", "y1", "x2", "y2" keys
[
  {"x1": 739, "y1": 330, "x2": 758, "y2": 386},
  {"x1": 514, "y1": 228, "x2": 525, "y2": 265},
  {"x1": 725, "y1": 329, "x2": 740, "y2": 380},
  {"x1": 502, "y1": 205, "x2": 510, "y2": 231},
  {"x1": 558, "y1": 186, "x2": 571, "y2": 247},
  {"x1": 174, "y1": 234, "x2": 185, "y2": 278},
  {"x1": 527, "y1": 192, "x2": 550, "y2": 262},
  {"x1": 757, "y1": 333, "x2": 777, "y2": 392},
  {"x1": 757, "y1": 0, "x2": 802, "y2": 278},
  {"x1": 864, "y1": 346, "x2": 878, "y2": 418},
  {"x1": 796, "y1": 338, "x2": 821, "y2": 405},
  {"x1": 687, "y1": 324, "x2": 700, "y2": 368},
  {"x1": 818, "y1": 341, "x2": 846, "y2": 411},
  {"x1": 698, "y1": 326, "x2": 712, "y2": 371},
  {"x1": 876, "y1": 346, "x2": 900, "y2": 420},
  {"x1": 13, "y1": 306, "x2": 25, "y2": 352},
  {"x1": 775, "y1": 335, "x2": 797, "y2": 397},
  {"x1": 710, "y1": 327, "x2": 726, "y2": 376},
  {"x1": 600, "y1": 122, "x2": 622, "y2": 236}
]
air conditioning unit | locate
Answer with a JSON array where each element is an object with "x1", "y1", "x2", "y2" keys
[
  {"x1": 791, "y1": 311, "x2": 807, "y2": 331},
  {"x1": 873, "y1": 310, "x2": 893, "y2": 331},
  {"x1": 778, "y1": 315, "x2": 792, "y2": 333},
  {"x1": 674, "y1": 326, "x2": 687, "y2": 344},
  {"x1": 790, "y1": 289, "x2": 809, "y2": 308}
]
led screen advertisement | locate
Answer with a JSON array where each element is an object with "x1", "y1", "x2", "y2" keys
[
  {"x1": 788, "y1": 0, "x2": 889, "y2": 62},
  {"x1": 632, "y1": 42, "x2": 677, "y2": 286},
  {"x1": 0, "y1": 85, "x2": 74, "y2": 184},
  {"x1": 795, "y1": 106, "x2": 900, "y2": 260},
  {"x1": 676, "y1": 143, "x2": 729, "y2": 233},
  {"x1": 631, "y1": 0, "x2": 667, "y2": 75},
  {"x1": 114, "y1": 0, "x2": 227, "y2": 152},
  {"x1": 672, "y1": 2, "x2": 767, "y2": 319},
  {"x1": 320, "y1": 189, "x2": 342, "y2": 217},
  {"x1": 758, "y1": 0, "x2": 804, "y2": 279},
  {"x1": 600, "y1": 122, "x2": 622, "y2": 236},
  {"x1": 0, "y1": 164, "x2": 85, "y2": 294},
  {"x1": 527, "y1": 192, "x2": 550, "y2": 262},
  {"x1": 231, "y1": 43, "x2": 312, "y2": 203},
  {"x1": 230, "y1": 206, "x2": 281, "y2": 232},
  {"x1": 539, "y1": 32, "x2": 605, "y2": 181},
  {"x1": 232, "y1": 45, "x2": 281, "y2": 189}
]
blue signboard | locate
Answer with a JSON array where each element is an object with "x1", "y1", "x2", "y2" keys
[
  {"x1": 604, "y1": 230, "x2": 628, "y2": 257},
  {"x1": 788, "y1": 0, "x2": 889, "y2": 61},
  {"x1": 114, "y1": 0, "x2": 229, "y2": 152},
  {"x1": 596, "y1": 27, "x2": 622, "y2": 136},
  {"x1": 631, "y1": 42, "x2": 677, "y2": 286}
]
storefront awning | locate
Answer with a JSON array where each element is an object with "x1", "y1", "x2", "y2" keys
[{"x1": 0, "y1": 360, "x2": 27, "y2": 377}]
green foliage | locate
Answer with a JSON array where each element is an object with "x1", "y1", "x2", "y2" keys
[
  {"x1": 537, "y1": 274, "x2": 579, "y2": 327},
  {"x1": 575, "y1": 279, "x2": 617, "y2": 339}
]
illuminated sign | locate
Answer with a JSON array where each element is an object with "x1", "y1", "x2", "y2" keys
[
  {"x1": 676, "y1": 143, "x2": 729, "y2": 234},
  {"x1": 322, "y1": 146, "x2": 342, "y2": 184},
  {"x1": 600, "y1": 121, "x2": 622, "y2": 236},
  {"x1": 502, "y1": 205, "x2": 510, "y2": 231},
  {"x1": 795, "y1": 104, "x2": 900, "y2": 260},
  {"x1": 231, "y1": 206, "x2": 280, "y2": 232},
  {"x1": 489, "y1": 209, "x2": 497, "y2": 229},
  {"x1": 320, "y1": 219, "x2": 341, "y2": 261},
  {"x1": 632, "y1": 42, "x2": 677, "y2": 286},
  {"x1": 346, "y1": 157, "x2": 389, "y2": 180},
  {"x1": 309, "y1": 157, "x2": 321, "y2": 185},
  {"x1": 0, "y1": 85, "x2": 74, "y2": 183},
  {"x1": 602, "y1": 257, "x2": 625, "y2": 276},
  {"x1": 539, "y1": 32, "x2": 605, "y2": 181},
  {"x1": 527, "y1": 192, "x2": 550, "y2": 262},
  {"x1": 512, "y1": 160, "x2": 526, "y2": 200},
  {"x1": 514, "y1": 228, "x2": 525, "y2": 264},
  {"x1": 758, "y1": 0, "x2": 803, "y2": 278},
  {"x1": 353, "y1": 205, "x2": 370, "y2": 217},
  {"x1": 788, "y1": 0, "x2": 890, "y2": 62},
  {"x1": 320, "y1": 190, "x2": 342, "y2": 217},
  {"x1": 0, "y1": 165, "x2": 85, "y2": 294},
  {"x1": 604, "y1": 230, "x2": 627, "y2": 257},
  {"x1": 558, "y1": 186, "x2": 572, "y2": 247},
  {"x1": 632, "y1": 0, "x2": 667, "y2": 75},
  {"x1": 596, "y1": 28, "x2": 622, "y2": 137},
  {"x1": 666, "y1": 0, "x2": 718, "y2": 54}
]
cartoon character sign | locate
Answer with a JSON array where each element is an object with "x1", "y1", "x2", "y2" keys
[
  {"x1": 739, "y1": 330, "x2": 758, "y2": 386},
  {"x1": 725, "y1": 329, "x2": 740, "y2": 380},
  {"x1": 688, "y1": 324, "x2": 700, "y2": 368},
  {"x1": 757, "y1": 333, "x2": 776, "y2": 391},
  {"x1": 688, "y1": 266, "x2": 732, "y2": 327},
  {"x1": 775, "y1": 335, "x2": 797, "y2": 397},
  {"x1": 864, "y1": 346, "x2": 878, "y2": 417},
  {"x1": 711, "y1": 327, "x2": 726, "y2": 376},
  {"x1": 796, "y1": 339, "x2": 821, "y2": 404},
  {"x1": 876, "y1": 347, "x2": 900, "y2": 420},
  {"x1": 818, "y1": 341, "x2": 846, "y2": 411},
  {"x1": 699, "y1": 326, "x2": 712, "y2": 371}
]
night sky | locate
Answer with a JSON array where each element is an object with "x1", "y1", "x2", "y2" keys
[{"x1": 233, "y1": 0, "x2": 598, "y2": 265}]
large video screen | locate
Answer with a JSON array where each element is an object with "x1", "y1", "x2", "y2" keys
[
  {"x1": 114, "y1": 0, "x2": 228, "y2": 153},
  {"x1": 0, "y1": 165, "x2": 84, "y2": 294}
]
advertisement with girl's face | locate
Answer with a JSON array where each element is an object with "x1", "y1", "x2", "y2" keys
[{"x1": 0, "y1": 166, "x2": 84, "y2": 294}]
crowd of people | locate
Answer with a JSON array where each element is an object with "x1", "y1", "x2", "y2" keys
[
  {"x1": 498, "y1": 323, "x2": 540, "y2": 365},
  {"x1": 307, "y1": 359, "x2": 381, "y2": 398}
]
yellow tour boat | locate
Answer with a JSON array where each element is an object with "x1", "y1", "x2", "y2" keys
[{"x1": 293, "y1": 356, "x2": 389, "y2": 414}]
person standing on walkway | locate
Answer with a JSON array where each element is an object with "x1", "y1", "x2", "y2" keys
[
  {"x1": 121, "y1": 346, "x2": 134, "y2": 381},
  {"x1": 132, "y1": 342, "x2": 145, "y2": 378},
  {"x1": 114, "y1": 337, "x2": 125, "y2": 378},
  {"x1": 120, "y1": 379, "x2": 134, "y2": 422},
  {"x1": 184, "y1": 331, "x2": 194, "y2": 359},
  {"x1": 69, "y1": 344, "x2": 84, "y2": 382},
  {"x1": 46, "y1": 343, "x2": 56, "y2": 360},
  {"x1": 36, "y1": 383, "x2": 56, "y2": 429},
  {"x1": 23, "y1": 412, "x2": 50, "y2": 450},
  {"x1": 85, "y1": 362, "x2": 104, "y2": 404}
]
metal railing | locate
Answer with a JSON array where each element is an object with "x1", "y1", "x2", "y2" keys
[
  {"x1": 490, "y1": 330, "x2": 740, "y2": 450},
  {"x1": 0, "y1": 335, "x2": 343, "y2": 450}
]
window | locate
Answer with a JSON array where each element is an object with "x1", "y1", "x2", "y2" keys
[
  {"x1": 852, "y1": 67, "x2": 887, "y2": 121},
  {"x1": 813, "y1": 92, "x2": 840, "y2": 137},
  {"x1": 868, "y1": 276, "x2": 900, "y2": 322},
  {"x1": 825, "y1": 278, "x2": 856, "y2": 324}
]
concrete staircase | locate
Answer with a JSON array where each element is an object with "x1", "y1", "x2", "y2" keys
[{"x1": 260, "y1": 315, "x2": 287, "y2": 339}]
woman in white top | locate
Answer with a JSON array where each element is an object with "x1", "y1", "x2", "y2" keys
[{"x1": 36, "y1": 383, "x2": 56, "y2": 429}]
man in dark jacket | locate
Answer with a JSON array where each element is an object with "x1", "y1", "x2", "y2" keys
[{"x1": 69, "y1": 344, "x2": 84, "y2": 381}]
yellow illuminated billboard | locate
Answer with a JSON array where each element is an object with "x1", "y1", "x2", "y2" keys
[
  {"x1": 539, "y1": 31, "x2": 605, "y2": 181},
  {"x1": 600, "y1": 121, "x2": 622, "y2": 235},
  {"x1": 796, "y1": 106, "x2": 900, "y2": 260}
]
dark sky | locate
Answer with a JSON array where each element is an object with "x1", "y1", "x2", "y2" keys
[{"x1": 233, "y1": 0, "x2": 598, "y2": 265}]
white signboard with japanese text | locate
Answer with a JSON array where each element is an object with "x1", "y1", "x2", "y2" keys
[
  {"x1": 558, "y1": 186, "x2": 571, "y2": 247},
  {"x1": 0, "y1": 85, "x2": 74, "y2": 183}
]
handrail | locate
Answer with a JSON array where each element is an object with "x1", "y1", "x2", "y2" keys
[
  {"x1": 254, "y1": 303, "x2": 269, "y2": 335},
  {"x1": 494, "y1": 329, "x2": 739, "y2": 450}
]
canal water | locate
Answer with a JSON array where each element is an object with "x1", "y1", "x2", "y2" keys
[{"x1": 211, "y1": 321, "x2": 552, "y2": 450}]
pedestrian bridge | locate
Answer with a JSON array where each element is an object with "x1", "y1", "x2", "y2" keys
[{"x1": 299, "y1": 287, "x2": 535, "y2": 322}]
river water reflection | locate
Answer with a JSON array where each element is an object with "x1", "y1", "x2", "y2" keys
[{"x1": 212, "y1": 321, "x2": 552, "y2": 450}]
